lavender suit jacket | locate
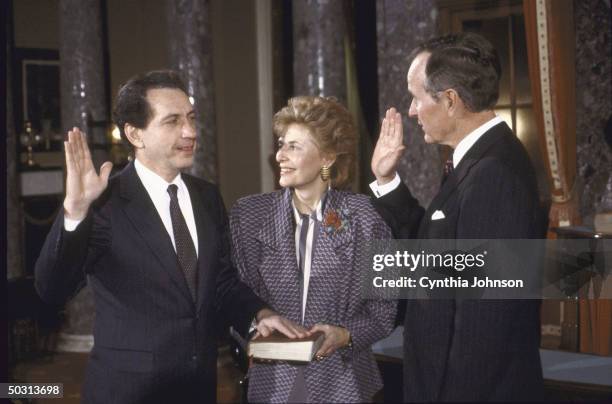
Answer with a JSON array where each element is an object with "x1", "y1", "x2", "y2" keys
[{"x1": 230, "y1": 188, "x2": 396, "y2": 403}]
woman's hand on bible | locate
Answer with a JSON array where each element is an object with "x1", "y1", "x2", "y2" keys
[
  {"x1": 255, "y1": 308, "x2": 309, "y2": 339},
  {"x1": 310, "y1": 324, "x2": 351, "y2": 359}
]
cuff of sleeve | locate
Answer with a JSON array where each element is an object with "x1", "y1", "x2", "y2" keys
[
  {"x1": 337, "y1": 326, "x2": 355, "y2": 362},
  {"x1": 369, "y1": 173, "x2": 401, "y2": 198},
  {"x1": 64, "y1": 216, "x2": 83, "y2": 232},
  {"x1": 248, "y1": 317, "x2": 257, "y2": 334}
]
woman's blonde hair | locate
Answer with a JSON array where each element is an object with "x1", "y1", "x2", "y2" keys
[{"x1": 273, "y1": 96, "x2": 357, "y2": 189}]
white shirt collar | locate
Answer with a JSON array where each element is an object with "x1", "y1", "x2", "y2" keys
[
  {"x1": 453, "y1": 115, "x2": 504, "y2": 168},
  {"x1": 134, "y1": 158, "x2": 183, "y2": 194},
  {"x1": 132, "y1": 159, "x2": 198, "y2": 256}
]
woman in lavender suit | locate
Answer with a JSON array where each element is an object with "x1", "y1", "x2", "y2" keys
[{"x1": 230, "y1": 96, "x2": 396, "y2": 403}]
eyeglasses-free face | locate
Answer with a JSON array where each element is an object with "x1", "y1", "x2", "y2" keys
[{"x1": 276, "y1": 124, "x2": 332, "y2": 192}]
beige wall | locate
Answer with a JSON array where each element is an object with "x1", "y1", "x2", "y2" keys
[
  {"x1": 106, "y1": 0, "x2": 171, "y2": 101},
  {"x1": 211, "y1": 0, "x2": 262, "y2": 206},
  {"x1": 12, "y1": 0, "x2": 263, "y2": 208},
  {"x1": 13, "y1": 0, "x2": 59, "y2": 49}
]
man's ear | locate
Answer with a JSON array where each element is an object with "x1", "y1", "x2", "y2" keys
[
  {"x1": 443, "y1": 89, "x2": 461, "y2": 116},
  {"x1": 124, "y1": 124, "x2": 144, "y2": 149}
]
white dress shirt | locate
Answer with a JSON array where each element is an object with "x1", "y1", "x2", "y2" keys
[
  {"x1": 452, "y1": 115, "x2": 503, "y2": 168},
  {"x1": 292, "y1": 197, "x2": 325, "y2": 322},
  {"x1": 64, "y1": 158, "x2": 199, "y2": 256},
  {"x1": 369, "y1": 115, "x2": 504, "y2": 197}
]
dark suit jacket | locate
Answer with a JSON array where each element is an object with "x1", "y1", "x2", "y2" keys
[
  {"x1": 35, "y1": 162, "x2": 267, "y2": 404},
  {"x1": 372, "y1": 122, "x2": 545, "y2": 402}
]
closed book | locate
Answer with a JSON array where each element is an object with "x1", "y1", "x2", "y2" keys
[{"x1": 248, "y1": 331, "x2": 325, "y2": 362}]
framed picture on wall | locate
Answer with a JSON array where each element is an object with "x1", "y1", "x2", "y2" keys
[{"x1": 13, "y1": 48, "x2": 62, "y2": 156}]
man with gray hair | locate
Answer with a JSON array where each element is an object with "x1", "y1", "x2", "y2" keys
[{"x1": 371, "y1": 33, "x2": 544, "y2": 401}]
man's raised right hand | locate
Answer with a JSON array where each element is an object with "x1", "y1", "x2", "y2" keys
[
  {"x1": 371, "y1": 108, "x2": 405, "y2": 185},
  {"x1": 63, "y1": 127, "x2": 113, "y2": 221}
]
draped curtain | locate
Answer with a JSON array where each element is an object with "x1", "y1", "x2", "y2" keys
[
  {"x1": 523, "y1": 0, "x2": 580, "y2": 232},
  {"x1": 524, "y1": 0, "x2": 611, "y2": 356}
]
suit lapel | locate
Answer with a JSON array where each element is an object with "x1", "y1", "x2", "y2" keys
[
  {"x1": 256, "y1": 189, "x2": 303, "y2": 323},
  {"x1": 118, "y1": 163, "x2": 193, "y2": 304},
  {"x1": 304, "y1": 190, "x2": 351, "y2": 325},
  {"x1": 427, "y1": 122, "x2": 509, "y2": 215},
  {"x1": 256, "y1": 188, "x2": 294, "y2": 252},
  {"x1": 255, "y1": 188, "x2": 302, "y2": 322},
  {"x1": 182, "y1": 176, "x2": 218, "y2": 312},
  {"x1": 316, "y1": 189, "x2": 352, "y2": 258}
]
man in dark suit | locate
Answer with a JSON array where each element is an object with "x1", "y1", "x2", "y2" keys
[
  {"x1": 370, "y1": 33, "x2": 544, "y2": 401},
  {"x1": 35, "y1": 70, "x2": 307, "y2": 404}
]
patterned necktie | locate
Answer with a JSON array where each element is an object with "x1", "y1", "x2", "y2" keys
[
  {"x1": 442, "y1": 157, "x2": 454, "y2": 184},
  {"x1": 167, "y1": 184, "x2": 198, "y2": 301}
]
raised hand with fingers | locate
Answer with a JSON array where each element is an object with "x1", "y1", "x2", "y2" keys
[
  {"x1": 63, "y1": 127, "x2": 113, "y2": 220},
  {"x1": 371, "y1": 108, "x2": 405, "y2": 185}
]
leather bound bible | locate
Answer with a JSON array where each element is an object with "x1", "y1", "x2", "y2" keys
[{"x1": 248, "y1": 331, "x2": 325, "y2": 362}]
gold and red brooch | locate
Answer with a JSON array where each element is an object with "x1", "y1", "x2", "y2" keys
[{"x1": 323, "y1": 208, "x2": 350, "y2": 235}]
